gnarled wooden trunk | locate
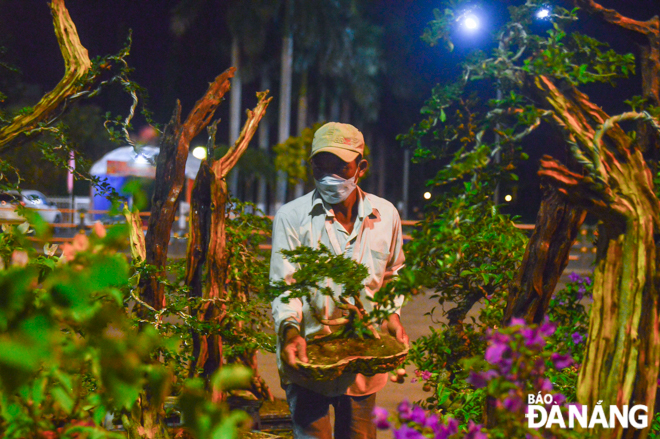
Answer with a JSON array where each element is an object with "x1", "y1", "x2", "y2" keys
[{"x1": 535, "y1": 75, "x2": 660, "y2": 439}]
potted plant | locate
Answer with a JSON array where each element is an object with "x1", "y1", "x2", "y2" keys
[{"x1": 269, "y1": 244, "x2": 408, "y2": 381}]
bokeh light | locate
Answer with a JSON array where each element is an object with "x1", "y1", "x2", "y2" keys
[{"x1": 192, "y1": 146, "x2": 207, "y2": 160}]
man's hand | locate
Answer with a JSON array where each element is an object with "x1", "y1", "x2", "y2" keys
[
  {"x1": 281, "y1": 326, "x2": 308, "y2": 368},
  {"x1": 382, "y1": 313, "x2": 409, "y2": 346}
]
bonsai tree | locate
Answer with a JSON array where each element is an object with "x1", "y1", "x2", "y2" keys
[
  {"x1": 400, "y1": 0, "x2": 660, "y2": 436},
  {"x1": 269, "y1": 244, "x2": 407, "y2": 351}
]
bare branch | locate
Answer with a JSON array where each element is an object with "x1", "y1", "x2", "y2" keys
[
  {"x1": 0, "y1": 0, "x2": 92, "y2": 149},
  {"x1": 574, "y1": 0, "x2": 659, "y2": 35},
  {"x1": 215, "y1": 91, "x2": 273, "y2": 178}
]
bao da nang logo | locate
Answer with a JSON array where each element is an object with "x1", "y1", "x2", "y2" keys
[{"x1": 526, "y1": 393, "x2": 648, "y2": 429}]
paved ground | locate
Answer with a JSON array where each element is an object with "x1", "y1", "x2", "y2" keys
[{"x1": 256, "y1": 247, "x2": 595, "y2": 438}]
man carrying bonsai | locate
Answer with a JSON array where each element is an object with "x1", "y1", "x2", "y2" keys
[{"x1": 270, "y1": 122, "x2": 408, "y2": 439}]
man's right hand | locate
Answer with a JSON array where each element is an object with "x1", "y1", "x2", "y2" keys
[{"x1": 281, "y1": 326, "x2": 308, "y2": 368}]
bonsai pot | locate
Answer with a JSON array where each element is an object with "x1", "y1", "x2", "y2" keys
[{"x1": 295, "y1": 332, "x2": 408, "y2": 381}]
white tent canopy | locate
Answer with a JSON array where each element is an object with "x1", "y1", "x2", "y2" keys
[{"x1": 90, "y1": 146, "x2": 202, "y2": 180}]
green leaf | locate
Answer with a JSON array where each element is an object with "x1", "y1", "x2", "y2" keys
[
  {"x1": 51, "y1": 385, "x2": 74, "y2": 414},
  {"x1": 213, "y1": 365, "x2": 253, "y2": 391}
]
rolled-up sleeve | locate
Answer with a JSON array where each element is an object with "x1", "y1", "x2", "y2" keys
[
  {"x1": 385, "y1": 207, "x2": 405, "y2": 314},
  {"x1": 270, "y1": 211, "x2": 304, "y2": 337}
]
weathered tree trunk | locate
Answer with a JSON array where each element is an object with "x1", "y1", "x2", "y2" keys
[
  {"x1": 124, "y1": 68, "x2": 234, "y2": 439},
  {"x1": 503, "y1": 183, "x2": 586, "y2": 324},
  {"x1": 186, "y1": 92, "x2": 272, "y2": 402},
  {"x1": 535, "y1": 75, "x2": 660, "y2": 439},
  {"x1": 0, "y1": 0, "x2": 92, "y2": 151},
  {"x1": 139, "y1": 68, "x2": 235, "y2": 311}
]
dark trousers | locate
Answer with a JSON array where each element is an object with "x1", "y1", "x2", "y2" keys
[{"x1": 285, "y1": 383, "x2": 377, "y2": 439}]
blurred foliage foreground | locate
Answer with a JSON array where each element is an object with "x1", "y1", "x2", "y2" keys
[{"x1": 0, "y1": 205, "x2": 273, "y2": 439}]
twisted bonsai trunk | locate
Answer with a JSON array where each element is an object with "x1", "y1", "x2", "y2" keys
[
  {"x1": 535, "y1": 75, "x2": 660, "y2": 439},
  {"x1": 185, "y1": 92, "x2": 272, "y2": 402}
]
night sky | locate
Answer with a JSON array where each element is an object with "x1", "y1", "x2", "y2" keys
[{"x1": 1, "y1": 0, "x2": 659, "y2": 221}]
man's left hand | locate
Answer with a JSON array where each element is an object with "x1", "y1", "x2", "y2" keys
[{"x1": 382, "y1": 313, "x2": 409, "y2": 345}]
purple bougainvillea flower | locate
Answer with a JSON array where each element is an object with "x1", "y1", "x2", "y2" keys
[
  {"x1": 397, "y1": 399, "x2": 413, "y2": 420},
  {"x1": 421, "y1": 370, "x2": 432, "y2": 381},
  {"x1": 466, "y1": 370, "x2": 497, "y2": 388},
  {"x1": 503, "y1": 393, "x2": 523, "y2": 412},
  {"x1": 538, "y1": 320, "x2": 556, "y2": 337},
  {"x1": 510, "y1": 317, "x2": 526, "y2": 327},
  {"x1": 485, "y1": 341, "x2": 508, "y2": 364},
  {"x1": 410, "y1": 406, "x2": 427, "y2": 425},
  {"x1": 584, "y1": 276, "x2": 592, "y2": 285},
  {"x1": 521, "y1": 327, "x2": 545, "y2": 348},
  {"x1": 568, "y1": 272, "x2": 581, "y2": 283},
  {"x1": 410, "y1": 378, "x2": 417, "y2": 383},
  {"x1": 372, "y1": 407, "x2": 390, "y2": 430},
  {"x1": 434, "y1": 418, "x2": 459, "y2": 439},
  {"x1": 393, "y1": 424, "x2": 424, "y2": 439},
  {"x1": 425, "y1": 413, "x2": 440, "y2": 432},
  {"x1": 464, "y1": 420, "x2": 488, "y2": 439},
  {"x1": 553, "y1": 393, "x2": 567, "y2": 406},
  {"x1": 572, "y1": 332, "x2": 584, "y2": 344},
  {"x1": 551, "y1": 353, "x2": 574, "y2": 369},
  {"x1": 540, "y1": 378, "x2": 553, "y2": 392}
]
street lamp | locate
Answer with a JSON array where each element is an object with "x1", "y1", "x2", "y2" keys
[
  {"x1": 536, "y1": 6, "x2": 551, "y2": 20},
  {"x1": 192, "y1": 146, "x2": 207, "y2": 160},
  {"x1": 457, "y1": 9, "x2": 482, "y2": 32}
]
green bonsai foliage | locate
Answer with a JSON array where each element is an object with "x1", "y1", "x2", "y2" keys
[
  {"x1": 128, "y1": 200, "x2": 275, "y2": 394},
  {"x1": 269, "y1": 244, "x2": 392, "y2": 340},
  {"x1": 395, "y1": 0, "x2": 639, "y2": 427}
]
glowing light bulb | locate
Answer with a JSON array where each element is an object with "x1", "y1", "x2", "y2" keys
[
  {"x1": 504, "y1": 194, "x2": 513, "y2": 202},
  {"x1": 463, "y1": 14, "x2": 480, "y2": 31},
  {"x1": 536, "y1": 7, "x2": 551, "y2": 19},
  {"x1": 424, "y1": 192, "x2": 432, "y2": 200},
  {"x1": 192, "y1": 146, "x2": 207, "y2": 160}
]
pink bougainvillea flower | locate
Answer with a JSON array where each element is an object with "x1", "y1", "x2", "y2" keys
[
  {"x1": 372, "y1": 406, "x2": 390, "y2": 429},
  {"x1": 60, "y1": 242, "x2": 75, "y2": 262},
  {"x1": 92, "y1": 221, "x2": 106, "y2": 238},
  {"x1": 11, "y1": 250, "x2": 28, "y2": 267},
  {"x1": 421, "y1": 370, "x2": 432, "y2": 380},
  {"x1": 72, "y1": 233, "x2": 89, "y2": 253}
]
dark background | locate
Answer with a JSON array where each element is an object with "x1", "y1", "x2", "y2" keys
[{"x1": 0, "y1": 0, "x2": 658, "y2": 221}]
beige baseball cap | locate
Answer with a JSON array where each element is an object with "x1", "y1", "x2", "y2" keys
[{"x1": 310, "y1": 122, "x2": 364, "y2": 162}]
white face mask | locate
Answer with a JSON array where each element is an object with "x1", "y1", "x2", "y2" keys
[{"x1": 314, "y1": 163, "x2": 361, "y2": 204}]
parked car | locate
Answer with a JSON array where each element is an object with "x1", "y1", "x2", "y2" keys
[{"x1": 0, "y1": 190, "x2": 63, "y2": 225}]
